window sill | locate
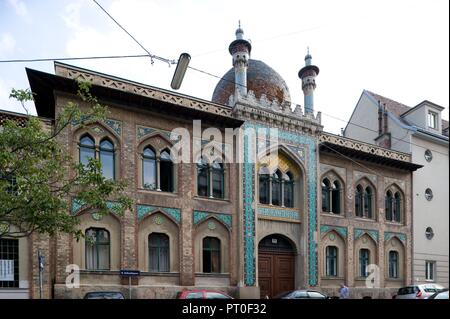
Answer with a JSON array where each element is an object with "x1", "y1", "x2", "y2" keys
[
  {"x1": 321, "y1": 212, "x2": 344, "y2": 218},
  {"x1": 354, "y1": 217, "x2": 377, "y2": 222},
  {"x1": 195, "y1": 273, "x2": 230, "y2": 277},
  {"x1": 258, "y1": 204, "x2": 298, "y2": 211},
  {"x1": 140, "y1": 272, "x2": 180, "y2": 277},
  {"x1": 194, "y1": 196, "x2": 230, "y2": 203},
  {"x1": 385, "y1": 221, "x2": 404, "y2": 227},
  {"x1": 321, "y1": 276, "x2": 344, "y2": 280},
  {"x1": 138, "y1": 188, "x2": 178, "y2": 196},
  {"x1": 385, "y1": 278, "x2": 403, "y2": 282}
]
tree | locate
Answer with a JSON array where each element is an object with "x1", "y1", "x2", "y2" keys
[{"x1": 0, "y1": 81, "x2": 132, "y2": 239}]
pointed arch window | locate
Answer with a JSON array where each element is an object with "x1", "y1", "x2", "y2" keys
[
  {"x1": 322, "y1": 178, "x2": 331, "y2": 212},
  {"x1": 196, "y1": 158, "x2": 224, "y2": 199},
  {"x1": 79, "y1": 135, "x2": 95, "y2": 166},
  {"x1": 271, "y1": 170, "x2": 282, "y2": 206},
  {"x1": 143, "y1": 147, "x2": 157, "y2": 190},
  {"x1": 149, "y1": 233, "x2": 170, "y2": 272},
  {"x1": 359, "y1": 249, "x2": 370, "y2": 277},
  {"x1": 259, "y1": 167, "x2": 270, "y2": 205},
  {"x1": 388, "y1": 251, "x2": 399, "y2": 278},
  {"x1": 99, "y1": 139, "x2": 115, "y2": 180},
  {"x1": 325, "y1": 246, "x2": 338, "y2": 277},
  {"x1": 355, "y1": 185, "x2": 364, "y2": 217},
  {"x1": 355, "y1": 184, "x2": 374, "y2": 219},
  {"x1": 79, "y1": 135, "x2": 116, "y2": 180},
  {"x1": 85, "y1": 228, "x2": 110, "y2": 270},
  {"x1": 160, "y1": 149, "x2": 173, "y2": 192},
  {"x1": 331, "y1": 181, "x2": 341, "y2": 214},
  {"x1": 203, "y1": 237, "x2": 220, "y2": 273},
  {"x1": 386, "y1": 190, "x2": 402, "y2": 223},
  {"x1": 284, "y1": 172, "x2": 294, "y2": 208}
]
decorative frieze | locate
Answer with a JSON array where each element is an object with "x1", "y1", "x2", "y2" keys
[
  {"x1": 320, "y1": 225, "x2": 348, "y2": 239},
  {"x1": 354, "y1": 228, "x2": 379, "y2": 242},
  {"x1": 384, "y1": 232, "x2": 406, "y2": 243},
  {"x1": 136, "y1": 204, "x2": 181, "y2": 224},
  {"x1": 193, "y1": 211, "x2": 232, "y2": 229}
]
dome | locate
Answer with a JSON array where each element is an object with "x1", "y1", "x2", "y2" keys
[{"x1": 211, "y1": 59, "x2": 291, "y2": 106}]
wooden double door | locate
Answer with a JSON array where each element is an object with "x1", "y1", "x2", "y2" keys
[{"x1": 258, "y1": 250, "x2": 295, "y2": 298}]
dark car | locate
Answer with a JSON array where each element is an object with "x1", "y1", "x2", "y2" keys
[
  {"x1": 427, "y1": 289, "x2": 449, "y2": 300},
  {"x1": 273, "y1": 290, "x2": 329, "y2": 299},
  {"x1": 83, "y1": 291, "x2": 125, "y2": 299},
  {"x1": 176, "y1": 290, "x2": 233, "y2": 299}
]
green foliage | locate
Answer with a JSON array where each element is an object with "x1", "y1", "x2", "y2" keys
[{"x1": 0, "y1": 81, "x2": 132, "y2": 239}]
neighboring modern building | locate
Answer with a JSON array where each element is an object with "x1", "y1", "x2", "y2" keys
[
  {"x1": 1, "y1": 26, "x2": 423, "y2": 299},
  {"x1": 344, "y1": 90, "x2": 449, "y2": 287}
]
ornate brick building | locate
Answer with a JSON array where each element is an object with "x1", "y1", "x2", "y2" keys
[{"x1": 1, "y1": 26, "x2": 422, "y2": 299}]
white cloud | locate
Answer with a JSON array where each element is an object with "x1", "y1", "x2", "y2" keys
[
  {"x1": 8, "y1": 0, "x2": 27, "y2": 16},
  {"x1": 0, "y1": 33, "x2": 16, "y2": 56}
]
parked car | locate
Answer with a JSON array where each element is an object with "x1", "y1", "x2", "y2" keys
[
  {"x1": 273, "y1": 290, "x2": 329, "y2": 299},
  {"x1": 427, "y1": 289, "x2": 449, "y2": 300},
  {"x1": 83, "y1": 291, "x2": 125, "y2": 299},
  {"x1": 176, "y1": 290, "x2": 233, "y2": 299},
  {"x1": 395, "y1": 284, "x2": 444, "y2": 299}
]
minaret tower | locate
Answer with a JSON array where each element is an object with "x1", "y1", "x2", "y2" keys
[
  {"x1": 228, "y1": 21, "x2": 252, "y2": 98},
  {"x1": 298, "y1": 48, "x2": 319, "y2": 114}
]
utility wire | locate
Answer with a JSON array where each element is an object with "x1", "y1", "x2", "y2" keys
[
  {"x1": 0, "y1": 54, "x2": 149, "y2": 63},
  {"x1": 92, "y1": 0, "x2": 175, "y2": 66}
]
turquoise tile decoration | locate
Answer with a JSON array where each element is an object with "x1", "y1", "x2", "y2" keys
[
  {"x1": 104, "y1": 119, "x2": 122, "y2": 136},
  {"x1": 242, "y1": 122, "x2": 318, "y2": 286},
  {"x1": 384, "y1": 232, "x2": 406, "y2": 243},
  {"x1": 320, "y1": 225, "x2": 348, "y2": 239},
  {"x1": 136, "y1": 204, "x2": 181, "y2": 224},
  {"x1": 257, "y1": 207, "x2": 300, "y2": 221},
  {"x1": 193, "y1": 211, "x2": 232, "y2": 229},
  {"x1": 354, "y1": 228, "x2": 379, "y2": 242},
  {"x1": 71, "y1": 198, "x2": 122, "y2": 215}
]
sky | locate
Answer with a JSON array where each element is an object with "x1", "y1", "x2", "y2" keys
[{"x1": 0, "y1": 0, "x2": 448, "y2": 134}]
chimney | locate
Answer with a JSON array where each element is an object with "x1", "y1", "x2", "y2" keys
[{"x1": 378, "y1": 100, "x2": 383, "y2": 135}]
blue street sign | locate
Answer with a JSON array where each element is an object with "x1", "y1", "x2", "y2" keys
[{"x1": 120, "y1": 269, "x2": 140, "y2": 277}]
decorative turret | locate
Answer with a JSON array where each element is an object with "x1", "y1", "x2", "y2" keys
[
  {"x1": 228, "y1": 21, "x2": 252, "y2": 97},
  {"x1": 298, "y1": 48, "x2": 319, "y2": 114}
]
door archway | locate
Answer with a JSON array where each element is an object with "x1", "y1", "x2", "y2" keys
[{"x1": 258, "y1": 234, "x2": 296, "y2": 298}]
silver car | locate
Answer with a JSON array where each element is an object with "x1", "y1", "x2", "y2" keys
[{"x1": 395, "y1": 284, "x2": 444, "y2": 299}]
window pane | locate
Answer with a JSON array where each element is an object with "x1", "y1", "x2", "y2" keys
[
  {"x1": 0, "y1": 239, "x2": 19, "y2": 288},
  {"x1": 284, "y1": 182, "x2": 294, "y2": 208},
  {"x1": 259, "y1": 175, "x2": 270, "y2": 204},
  {"x1": 80, "y1": 146, "x2": 95, "y2": 166},
  {"x1": 322, "y1": 179, "x2": 330, "y2": 212},
  {"x1": 212, "y1": 167, "x2": 224, "y2": 199},
  {"x1": 143, "y1": 158, "x2": 156, "y2": 189},
  {"x1": 160, "y1": 159, "x2": 173, "y2": 192},
  {"x1": 100, "y1": 149, "x2": 114, "y2": 180},
  {"x1": 355, "y1": 186, "x2": 363, "y2": 217},
  {"x1": 203, "y1": 237, "x2": 220, "y2": 273},
  {"x1": 331, "y1": 181, "x2": 340, "y2": 214},
  {"x1": 85, "y1": 228, "x2": 110, "y2": 270},
  {"x1": 197, "y1": 166, "x2": 209, "y2": 197},
  {"x1": 149, "y1": 233, "x2": 170, "y2": 272}
]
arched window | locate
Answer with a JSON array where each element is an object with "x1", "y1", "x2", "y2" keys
[
  {"x1": 99, "y1": 139, "x2": 115, "y2": 180},
  {"x1": 388, "y1": 251, "x2": 399, "y2": 279},
  {"x1": 325, "y1": 246, "x2": 338, "y2": 277},
  {"x1": 393, "y1": 192, "x2": 401, "y2": 223},
  {"x1": 331, "y1": 181, "x2": 341, "y2": 214},
  {"x1": 364, "y1": 187, "x2": 373, "y2": 218},
  {"x1": 322, "y1": 178, "x2": 331, "y2": 212},
  {"x1": 143, "y1": 147, "x2": 157, "y2": 190},
  {"x1": 271, "y1": 170, "x2": 282, "y2": 206},
  {"x1": 85, "y1": 228, "x2": 110, "y2": 270},
  {"x1": 149, "y1": 233, "x2": 170, "y2": 272},
  {"x1": 79, "y1": 135, "x2": 95, "y2": 166},
  {"x1": 203, "y1": 237, "x2": 220, "y2": 273},
  {"x1": 259, "y1": 167, "x2": 270, "y2": 205},
  {"x1": 359, "y1": 249, "x2": 370, "y2": 277},
  {"x1": 211, "y1": 161, "x2": 224, "y2": 199},
  {"x1": 197, "y1": 157, "x2": 209, "y2": 197},
  {"x1": 355, "y1": 185, "x2": 363, "y2": 217},
  {"x1": 284, "y1": 172, "x2": 294, "y2": 208},
  {"x1": 160, "y1": 149, "x2": 173, "y2": 192},
  {"x1": 386, "y1": 190, "x2": 402, "y2": 223},
  {"x1": 385, "y1": 191, "x2": 393, "y2": 221}
]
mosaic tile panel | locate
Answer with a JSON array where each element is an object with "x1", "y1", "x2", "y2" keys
[
  {"x1": 193, "y1": 211, "x2": 232, "y2": 228},
  {"x1": 136, "y1": 204, "x2": 181, "y2": 224}
]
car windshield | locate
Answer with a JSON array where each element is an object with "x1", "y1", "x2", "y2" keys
[
  {"x1": 434, "y1": 291, "x2": 449, "y2": 299},
  {"x1": 273, "y1": 291, "x2": 293, "y2": 298},
  {"x1": 85, "y1": 292, "x2": 124, "y2": 299}
]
